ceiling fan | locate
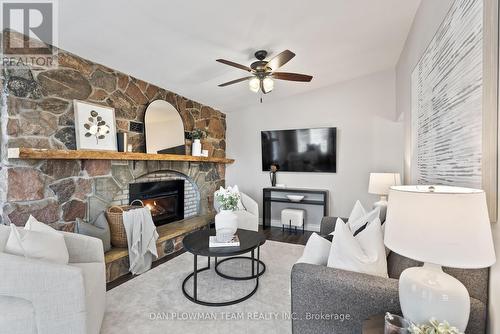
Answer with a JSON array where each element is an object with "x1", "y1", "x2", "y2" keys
[{"x1": 216, "y1": 49, "x2": 313, "y2": 95}]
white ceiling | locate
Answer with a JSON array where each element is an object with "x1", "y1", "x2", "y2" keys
[{"x1": 57, "y1": 0, "x2": 421, "y2": 112}]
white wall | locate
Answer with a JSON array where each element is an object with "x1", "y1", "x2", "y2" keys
[
  {"x1": 396, "y1": 1, "x2": 499, "y2": 332},
  {"x1": 490, "y1": 8, "x2": 500, "y2": 331},
  {"x1": 226, "y1": 69, "x2": 404, "y2": 228}
]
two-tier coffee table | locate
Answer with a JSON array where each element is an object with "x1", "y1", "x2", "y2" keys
[{"x1": 182, "y1": 229, "x2": 266, "y2": 306}]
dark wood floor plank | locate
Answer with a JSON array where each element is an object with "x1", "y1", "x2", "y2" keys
[{"x1": 260, "y1": 226, "x2": 313, "y2": 246}]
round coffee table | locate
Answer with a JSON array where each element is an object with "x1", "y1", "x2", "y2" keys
[{"x1": 182, "y1": 229, "x2": 266, "y2": 306}]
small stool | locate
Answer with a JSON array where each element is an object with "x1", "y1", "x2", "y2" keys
[{"x1": 281, "y1": 208, "x2": 305, "y2": 234}]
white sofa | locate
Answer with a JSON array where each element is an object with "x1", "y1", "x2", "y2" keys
[
  {"x1": 214, "y1": 192, "x2": 259, "y2": 231},
  {"x1": 0, "y1": 224, "x2": 106, "y2": 334}
]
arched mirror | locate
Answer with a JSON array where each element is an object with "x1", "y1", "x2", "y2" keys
[{"x1": 144, "y1": 100, "x2": 185, "y2": 154}]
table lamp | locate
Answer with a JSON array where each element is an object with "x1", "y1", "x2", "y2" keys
[
  {"x1": 384, "y1": 185, "x2": 496, "y2": 331},
  {"x1": 368, "y1": 173, "x2": 401, "y2": 222}
]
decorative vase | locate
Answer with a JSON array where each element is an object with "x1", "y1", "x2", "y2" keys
[
  {"x1": 116, "y1": 132, "x2": 128, "y2": 152},
  {"x1": 192, "y1": 139, "x2": 202, "y2": 156},
  {"x1": 270, "y1": 172, "x2": 277, "y2": 187},
  {"x1": 215, "y1": 209, "x2": 238, "y2": 242}
]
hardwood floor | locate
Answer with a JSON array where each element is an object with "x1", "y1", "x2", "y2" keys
[
  {"x1": 260, "y1": 226, "x2": 313, "y2": 246},
  {"x1": 107, "y1": 226, "x2": 310, "y2": 290}
]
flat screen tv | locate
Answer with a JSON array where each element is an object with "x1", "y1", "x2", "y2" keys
[{"x1": 261, "y1": 127, "x2": 337, "y2": 173}]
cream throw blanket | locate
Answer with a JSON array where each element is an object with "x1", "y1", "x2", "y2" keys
[{"x1": 122, "y1": 207, "x2": 159, "y2": 275}]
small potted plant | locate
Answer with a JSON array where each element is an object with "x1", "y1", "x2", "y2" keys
[
  {"x1": 409, "y1": 318, "x2": 463, "y2": 334},
  {"x1": 188, "y1": 129, "x2": 206, "y2": 156},
  {"x1": 214, "y1": 186, "x2": 240, "y2": 242}
]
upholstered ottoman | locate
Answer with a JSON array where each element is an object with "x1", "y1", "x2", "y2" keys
[{"x1": 281, "y1": 208, "x2": 305, "y2": 233}]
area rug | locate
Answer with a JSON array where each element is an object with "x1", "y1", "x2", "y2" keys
[{"x1": 102, "y1": 240, "x2": 305, "y2": 334}]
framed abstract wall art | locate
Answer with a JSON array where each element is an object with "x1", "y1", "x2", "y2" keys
[{"x1": 410, "y1": 0, "x2": 498, "y2": 221}]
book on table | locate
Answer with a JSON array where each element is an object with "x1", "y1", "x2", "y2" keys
[{"x1": 209, "y1": 235, "x2": 240, "y2": 247}]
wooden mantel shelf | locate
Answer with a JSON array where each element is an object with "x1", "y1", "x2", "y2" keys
[{"x1": 8, "y1": 148, "x2": 235, "y2": 164}]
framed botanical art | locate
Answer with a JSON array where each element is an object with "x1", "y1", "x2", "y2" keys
[{"x1": 73, "y1": 100, "x2": 117, "y2": 151}]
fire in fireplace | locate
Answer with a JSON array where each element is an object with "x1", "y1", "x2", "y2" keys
[{"x1": 129, "y1": 180, "x2": 184, "y2": 226}]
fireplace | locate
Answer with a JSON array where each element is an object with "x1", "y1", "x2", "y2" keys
[{"x1": 129, "y1": 180, "x2": 185, "y2": 226}]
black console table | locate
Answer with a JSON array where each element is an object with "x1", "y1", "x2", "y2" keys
[{"x1": 262, "y1": 187, "x2": 329, "y2": 229}]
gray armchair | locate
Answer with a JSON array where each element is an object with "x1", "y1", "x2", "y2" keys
[
  {"x1": 214, "y1": 191, "x2": 259, "y2": 231},
  {"x1": 291, "y1": 217, "x2": 489, "y2": 334}
]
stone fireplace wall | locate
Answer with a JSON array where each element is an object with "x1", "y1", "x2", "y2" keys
[
  {"x1": 107, "y1": 162, "x2": 208, "y2": 219},
  {"x1": 82, "y1": 160, "x2": 223, "y2": 226},
  {"x1": 0, "y1": 31, "x2": 226, "y2": 228}
]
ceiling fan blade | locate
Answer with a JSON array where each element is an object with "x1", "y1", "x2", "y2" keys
[
  {"x1": 265, "y1": 50, "x2": 295, "y2": 71},
  {"x1": 272, "y1": 72, "x2": 313, "y2": 82},
  {"x1": 218, "y1": 76, "x2": 254, "y2": 87},
  {"x1": 216, "y1": 59, "x2": 252, "y2": 72}
]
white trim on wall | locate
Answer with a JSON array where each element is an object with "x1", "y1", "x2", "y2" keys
[{"x1": 482, "y1": 0, "x2": 499, "y2": 222}]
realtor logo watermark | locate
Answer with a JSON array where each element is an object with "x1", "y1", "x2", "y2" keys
[
  {"x1": 149, "y1": 311, "x2": 353, "y2": 322},
  {"x1": 1, "y1": 0, "x2": 58, "y2": 68}
]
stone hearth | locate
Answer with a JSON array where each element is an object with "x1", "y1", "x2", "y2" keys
[{"x1": 105, "y1": 214, "x2": 212, "y2": 282}]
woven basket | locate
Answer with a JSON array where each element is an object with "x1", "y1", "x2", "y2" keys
[{"x1": 106, "y1": 200, "x2": 144, "y2": 248}]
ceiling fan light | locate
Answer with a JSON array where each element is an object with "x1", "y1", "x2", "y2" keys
[
  {"x1": 262, "y1": 77, "x2": 274, "y2": 93},
  {"x1": 249, "y1": 77, "x2": 260, "y2": 93}
]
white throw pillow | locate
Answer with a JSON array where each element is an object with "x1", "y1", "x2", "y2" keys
[
  {"x1": 0, "y1": 224, "x2": 10, "y2": 252},
  {"x1": 347, "y1": 200, "x2": 366, "y2": 224},
  {"x1": 296, "y1": 233, "x2": 332, "y2": 265},
  {"x1": 347, "y1": 201, "x2": 381, "y2": 234},
  {"x1": 25, "y1": 215, "x2": 57, "y2": 233},
  {"x1": 350, "y1": 207, "x2": 380, "y2": 234},
  {"x1": 4, "y1": 216, "x2": 69, "y2": 264},
  {"x1": 327, "y1": 217, "x2": 388, "y2": 278},
  {"x1": 232, "y1": 185, "x2": 246, "y2": 211}
]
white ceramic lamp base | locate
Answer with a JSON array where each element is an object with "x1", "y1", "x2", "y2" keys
[
  {"x1": 373, "y1": 196, "x2": 388, "y2": 222},
  {"x1": 399, "y1": 263, "x2": 470, "y2": 331}
]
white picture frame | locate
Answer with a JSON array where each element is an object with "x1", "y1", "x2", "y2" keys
[{"x1": 73, "y1": 100, "x2": 117, "y2": 151}]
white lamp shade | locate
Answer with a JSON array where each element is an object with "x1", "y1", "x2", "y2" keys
[
  {"x1": 384, "y1": 185, "x2": 496, "y2": 269},
  {"x1": 368, "y1": 173, "x2": 401, "y2": 195}
]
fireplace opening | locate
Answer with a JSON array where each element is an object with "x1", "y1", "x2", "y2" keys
[{"x1": 129, "y1": 180, "x2": 184, "y2": 226}]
